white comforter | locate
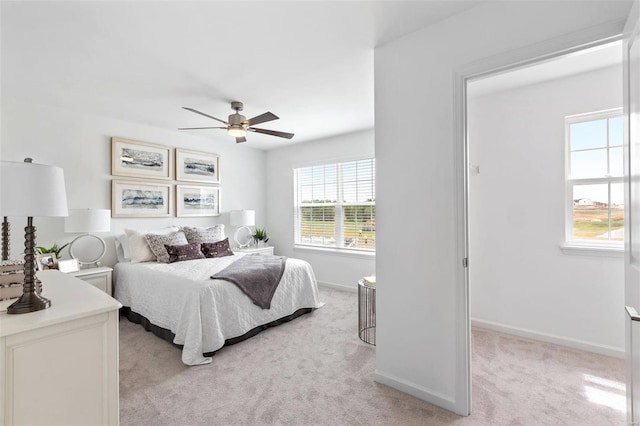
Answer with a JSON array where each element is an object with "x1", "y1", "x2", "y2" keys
[{"x1": 114, "y1": 253, "x2": 322, "y2": 366}]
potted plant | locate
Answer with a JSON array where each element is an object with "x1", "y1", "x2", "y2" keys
[
  {"x1": 36, "y1": 242, "x2": 69, "y2": 259},
  {"x1": 252, "y1": 228, "x2": 270, "y2": 247}
]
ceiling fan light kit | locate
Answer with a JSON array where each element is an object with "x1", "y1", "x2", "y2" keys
[{"x1": 180, "y1": 101, "x2": 294, "y2": 143}]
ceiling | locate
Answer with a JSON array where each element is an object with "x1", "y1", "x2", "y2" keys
[
  {"x1": 1, "y1": 1, "x2": 481, "y2": 150},
  {"x1": 469, "y1": 40, "x2": 623, "y2": 97}
]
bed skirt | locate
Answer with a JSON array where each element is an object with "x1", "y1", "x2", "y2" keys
[{"x1": 120, "y1": 306, "x2": 314, "y2": 357}]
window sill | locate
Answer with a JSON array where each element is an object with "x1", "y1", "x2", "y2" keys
[
  {"x1": 560, "y1": 242, "x2": 623, "y2": 258},
  {"x1": 293, "y1": 245, "x2": 375, "y2": 259}
]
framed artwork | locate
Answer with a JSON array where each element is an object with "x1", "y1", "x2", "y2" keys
[
  {"x1": 176, "y1": 185, "x2": 221, "y2": 217},
  {"x1": 112, "y1": 180, "x2": 172, "y2": 218},
  {"x1": 176, "y1": 149, "x2": 220, "y2": 184},
  {"x1": 112, "y1": 137, "x2": 172, "y2": 180},
  {"x1": 36, "y1": 253, "x2": 58, "y2": 271}
]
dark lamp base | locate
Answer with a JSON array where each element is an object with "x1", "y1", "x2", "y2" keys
[{"x1": 6, "y1": 292, "x2": 51, "y2": 314}]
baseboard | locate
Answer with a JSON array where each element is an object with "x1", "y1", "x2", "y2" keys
[
  {"x1": 317, "y1": 280, "x2": 357, "y2": 293},
  {"x1": 471, "y1": 318, "x2": 624, "y2": 359},
  {"x1": 373, "y1": 370, "x2": 458, "y2": 414}
]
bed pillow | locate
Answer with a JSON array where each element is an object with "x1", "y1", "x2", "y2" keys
[
  {"x1": 125, "y1": 228, "x2": 176, "y2": 264},
  {"x1": 114, "y1": 234, "x2": 130, "y2": 263},
  {"x1": 182, "y1": 225, "x2": 225, "y2": 245},
  {"x1": 165, "y1": 243, "x2": 206, "y2": 263},
  {"x1": 201, "y1": 238, "x2": 234, "y2": 258},
  {"x1": 145, "y1": 231, "x2": 189, "y2": 263}
]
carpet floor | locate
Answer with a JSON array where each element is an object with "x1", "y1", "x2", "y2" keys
[{"x1": 119, "y1": 287, "x2": 626, "y2": 425}]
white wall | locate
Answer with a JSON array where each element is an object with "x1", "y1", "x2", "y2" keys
[
  {"x1": 1, "y1": 97, "x2": 266, "y2": 266},
  {"x1": 265, "y1": 129, "x2": 375, "y2": 290},
  {"x1": 469, "y1": 65, "x2": 624, "y2": 357},
  {"x1": 374, "y1": 0, "x2": 630, "y2": 415}
]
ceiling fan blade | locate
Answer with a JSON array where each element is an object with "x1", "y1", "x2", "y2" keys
[
  {"x1": 182, "y1": 107, "x2": 228, "y2": 125},
  {"x1": 249, "y1": 127, "x2": 294, "y2": 139},
  {"x1": 236, "y1": 137, "x2": 247, "y2": 143},
  {"x1": 178, "y1": 126, "x2": 227, "y2": 130},
  {"x1": 245, "y1": 112, "x2": 279, "y2": 126}
]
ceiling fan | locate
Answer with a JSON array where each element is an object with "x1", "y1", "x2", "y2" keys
[{"x1": 178, "y1": 101, "x2": 294, "y2": 143}]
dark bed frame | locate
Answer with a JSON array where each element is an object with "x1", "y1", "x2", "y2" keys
[{"x1": 120, "y1": 306, "x2": 313, "y2": 357}]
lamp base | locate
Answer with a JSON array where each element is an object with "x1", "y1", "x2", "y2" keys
[{"x1": 7, "y1": 292, "x2": 51, "y2": 314}]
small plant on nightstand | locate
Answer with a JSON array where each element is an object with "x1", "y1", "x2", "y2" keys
[
  {"x1": 36, "y1": 242, "x2": 69, "y2": 259},
  {"x1": 252, "y1": 228, "x2": 269, "y2": 246}
]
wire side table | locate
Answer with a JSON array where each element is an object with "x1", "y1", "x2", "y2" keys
[{"x1": 358, "y1": 278, "x2": 376, "y2": 345}]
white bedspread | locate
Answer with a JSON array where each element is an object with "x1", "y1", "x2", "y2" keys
[{"x1": 114, "y1": 253, "x2": 322, "y2": 366}]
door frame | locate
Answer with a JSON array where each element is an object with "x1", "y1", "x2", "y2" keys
[{"x1": 452, "y1": 21, "x2": 625, "y2": 416}]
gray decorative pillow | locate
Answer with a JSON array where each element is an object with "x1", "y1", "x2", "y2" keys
[
  {"x1": 201, "y1": 238, "x2": 234, "y2": 258},
  {"x1": 182, "y1": 225, "x2": 225, "y2": 245},
  {"x1": 145, "y1": 231, "x2": 189, "y2": 263},
  {"x1": 165, "y1": 243, "x2": 205, "y2": 263}
]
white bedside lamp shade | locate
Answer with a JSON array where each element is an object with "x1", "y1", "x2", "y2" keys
[
  {"x1": 230, "y1": 210, "x2": 255, "y2": 248},
  {"x1": 1, "y1": 160, "x2": 68, "y2": 217},
  {"x1": 64, "y1": 209, "x2": 111, "y2": 267},
  {"x1": 0, "y1": 159, "x2": 68, "y2": 314}
]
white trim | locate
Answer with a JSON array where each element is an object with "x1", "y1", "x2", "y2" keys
[
  {"x1": 560, "y1": 242, "x2": 624, "y2": 258},
  {"x1": 373, "y1": 371, "x2": 457, "y2": 413},
  {"x1": 471, "y1": 318, "x2": 624, "y2": 359},
  {"x1": 294, "y1": 244, "x2": 375, "y2": 259},
  {"x1": 317, "y1": 280, "x2": 357, "y2": 293}
]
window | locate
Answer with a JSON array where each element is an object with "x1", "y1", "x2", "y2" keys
[
  {"x1": 294, "y1": 159, "x2": 375, "y2": 252},
  {"x1": 566, "y1": 109, "x2": 623, "y2": 245}
]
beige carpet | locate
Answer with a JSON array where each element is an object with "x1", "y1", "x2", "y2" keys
[{"x1": 119, "y1": 287, "x2": 626, "y2": 425}]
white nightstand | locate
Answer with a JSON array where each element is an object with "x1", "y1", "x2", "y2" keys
[
  {"x1": 67, "y1": 266, "x2": 113, "y2": 295},
  {"x1": 233, "y1": 246, "x2": 275, "y2": 256}
]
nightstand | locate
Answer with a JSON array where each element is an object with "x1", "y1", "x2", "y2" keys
[
  {"x1": 233, "y1": 246, "x2": 275, "y2": 256},
  {"x1": 67, "y1": 266, "x2": 113, "y2": 295}
]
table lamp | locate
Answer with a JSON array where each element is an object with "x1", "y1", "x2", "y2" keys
[
  {"x1": 64, "y1": 208, "x2": 111, "y2": 267},
  {"x1": 230, "y1": 210, "x2": 255, "y2": 248},
  {"x1": 0, "y1": 158, "x2": 68, "y2": 314}
]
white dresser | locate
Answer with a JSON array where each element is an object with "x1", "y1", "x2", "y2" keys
[{"x1": 0, "y1": 270, "x2": 121, "y2": 426}]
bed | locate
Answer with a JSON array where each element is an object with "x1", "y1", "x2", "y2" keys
[{"x1": 113, "y1": 226, "x2": 322, "y2": 366}]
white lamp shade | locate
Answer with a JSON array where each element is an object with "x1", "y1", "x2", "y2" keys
[
  {"x1": 0, "y1": 160, "x2": 68, "y2": 217},
  {"x1": 230, "y1": 210, "x2": 255, "y2": 227},
  {"x1": 64, "y1": 209, "x2": 111, "y2": 233}
]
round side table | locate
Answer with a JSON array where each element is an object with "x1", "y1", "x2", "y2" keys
[{"x1": 358, "y1": 278, "x2": 376, "y2": 345}]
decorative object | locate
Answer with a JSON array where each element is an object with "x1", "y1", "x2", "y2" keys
[
  {"x1": 176, "y1": 185, "x2": 220, "y2": 217},
  {"x1": 0, "y1": 158, "x2": 68, "y2": 314},
  {"x1": 252, "y1": 227, "x2": 270, "y2": 247},
  {"x1": 112, "y1": 180, "x2": 172, "y2": 218},
  {"x1": 176, "y1": 149, "x2": 220, "y2": 184},
  {"x1": 58, "y1": 258, "x2": 80, "y2": 273},
  {"x1": 230, "y1": 210, "x2": 255, "y2": 248},
  {"x1": 111, "y1": 137, "x2": 172, "y2": 180},
  {"x1": 36, "y1": 253, "x2": 58, "y2": 271},
  {"x1": 2, "y1": 216, "x2": 9, "y2": 260},
  {"x1": 0, "y1": 260, "x2": 26, "y2": 301},
  {"x1": 64, "y1": 208, "x2": 111, "y2": 267},
  {"x1": 358, "y1": 277, "x2": 376, "y2": 345},
  {"x1": 182, "y1": 225, "x2": 225, "y2": 245},
  {"x1": 36, "y1": 242, "x2": 69, "y2": 259}
]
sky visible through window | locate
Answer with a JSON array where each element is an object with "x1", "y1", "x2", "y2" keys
[{"x1": 569, "y1": 114, "x2": 623, "y2": 242}]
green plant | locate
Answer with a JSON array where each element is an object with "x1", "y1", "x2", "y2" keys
[
  {"x1": 36, "y1": 242, "x2": 69, "y2": 259},
  {"x1": 252, "y1": 228, "x2": 269, "y2": 244}
]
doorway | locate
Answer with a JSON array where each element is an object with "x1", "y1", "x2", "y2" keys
[{"x1": 464, "y1": 40, "x2": 626, "y2": 419}]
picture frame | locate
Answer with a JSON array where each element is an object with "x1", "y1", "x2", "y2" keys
[
  {"x1": 36, "y1": 253, "x2": 58, "y2": 271},
  {"x1": 112, "y1": 180, "x2": 173, "y2": 218},
  {"x1": 176, "y1": 185, "x2": 221, "y2": 217},
  {"x1": 175, "y1": 149, "x2": 220, "y2": 184},
  {"x1": 112, "y1": 137, "x2": 172, "y2": 180},
  {"x1": 58, "y1": 258, "x2": 80, "y2": 273}
]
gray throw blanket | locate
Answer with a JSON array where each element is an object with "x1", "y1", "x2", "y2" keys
[{"x1": 211, "y1": 254, "x2": 287, "y2": 309}]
